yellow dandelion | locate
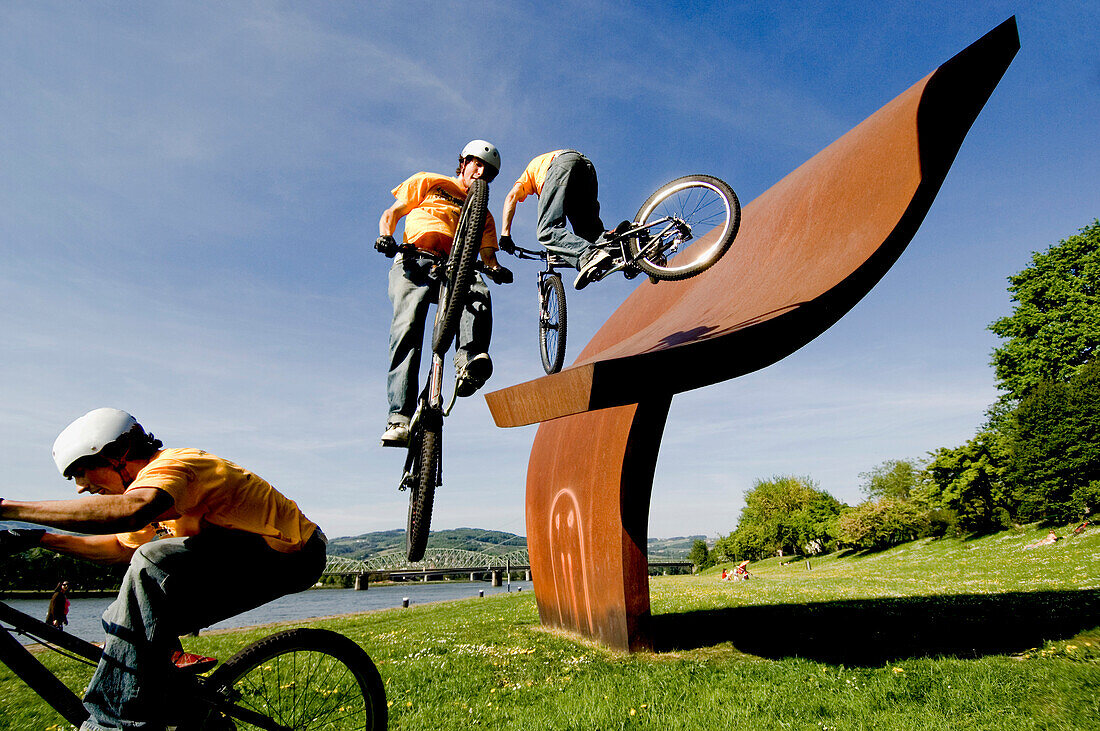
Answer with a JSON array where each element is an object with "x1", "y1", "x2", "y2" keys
[
  {"x1": 630, "y1": 708, "x2": 637, "y2": 716},
  {"x1": 892, "y1": 667, "x2": 904, "y2": 674}
]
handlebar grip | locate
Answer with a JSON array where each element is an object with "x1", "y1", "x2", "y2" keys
[{"x1": 0, "y1": 528, "x2": 45, "y2": 557}]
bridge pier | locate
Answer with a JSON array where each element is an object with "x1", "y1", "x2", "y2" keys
[
  {"x1": 491, "y1": 571, "x2": 501, "y2": 587},
  {"x1": 354, "y1": 573, "x2": 369, "y2": 591}
]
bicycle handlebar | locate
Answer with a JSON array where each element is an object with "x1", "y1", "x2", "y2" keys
[
  {"x1": 378, "y1": 243, "x2": 513, "y2": 284},
  {"x1": 504, "y1": 244, "x2": 549, "y2": 261}
]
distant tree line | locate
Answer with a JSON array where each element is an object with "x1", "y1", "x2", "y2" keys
[
  {"x1": 696, "y1": 220, "x2": 1100, "y2": 566},
  {"x1": 0, "y1": 548, "x2": 126, "y2": 592}
]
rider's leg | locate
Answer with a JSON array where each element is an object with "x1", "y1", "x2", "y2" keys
[
  {"x1": 535, "y1": 152, "x2": 600, "y2": 270},
  {"x1": 455, "y1": 273, "x2": 493, "y2": 396},
  {"x1": 563, "y1": 155, "x2": 605, "y2": 245},
  {"x1": 81, "y1": 528, "x2": 326, "y2": 730},
  {"x1": 386, "y1": 255, "x2": 436, "y2": 427}
]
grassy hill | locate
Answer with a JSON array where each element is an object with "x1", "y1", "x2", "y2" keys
[{"x1": 4, "y1": 522, "x2": 1098, "y2": 729}]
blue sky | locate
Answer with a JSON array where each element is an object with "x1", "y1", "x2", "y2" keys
[{"x1": 2, "y1": 2, "x2": 1097, "y2": 540}]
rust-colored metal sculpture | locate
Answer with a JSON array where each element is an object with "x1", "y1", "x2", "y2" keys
[{"x1": 486, "y1": 18, "x2": 1020, "y2": 651}]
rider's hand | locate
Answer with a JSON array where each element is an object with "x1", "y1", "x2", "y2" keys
[
  {"x1": 485, "y1": 265, "x2": 513, "y2": 285},
  {"x1": 498, "y1": 234, "x2": 516, "y2": 255},
  {"x1": 0, "y1": 528, "x2": 45, "y2": 556},
  {"x1": 374, "y1": 235, "x2": 398, "y2": 258}
]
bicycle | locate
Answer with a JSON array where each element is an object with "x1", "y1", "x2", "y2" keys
[
  {"x1": 375, "y1": 178, "x2": 499, "y2": 562},
  {"x1": 0, "y1": 580, "x2": 387, "y2": 729},
  {"x1": 506, "y1": 174, "x2": 740, "y2": 374}
]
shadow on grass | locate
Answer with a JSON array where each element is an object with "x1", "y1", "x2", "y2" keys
[{"x1": 650, "y1": 589, "x2": 1100, "y2": 665}]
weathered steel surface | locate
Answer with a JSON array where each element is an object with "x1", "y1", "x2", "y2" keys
[{"x1": 489, "y1": 18, "x2": 1019, "y2": 651}]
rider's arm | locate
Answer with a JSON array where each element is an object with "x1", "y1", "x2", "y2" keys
[
  {"x1": 480, "y1": 246, "x2": 502, "y2": 268},
  {"x1": 500, "y1": 183, "x2": 523, "y2": 236},
  {"x1": 40, "y1": 532, "x2": 137, "y2": 565},
  {"x1": 379, "y1": 200, "x2": 411, "y2": 237},
  {"x1": 0, "y1": 488, "x2": 175, "y2": 536}
]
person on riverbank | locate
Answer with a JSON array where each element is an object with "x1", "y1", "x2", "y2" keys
[
  {"x1": 46, "y1": 580, "x2": 69, "y2": 630},
  {"x1": 0, "y1": 407, "x2": 326, "y2": 731}
]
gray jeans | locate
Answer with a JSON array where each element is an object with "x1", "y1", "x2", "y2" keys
[
  {"x1": 80, "y1": 527, "x2": 326, "y2": 730},
  {"x1": 386, "y1": 253, "x2": 492, "y2": 424},
  {"x1": 535, "y1": 151, "x2": 606, "y2": 269}
]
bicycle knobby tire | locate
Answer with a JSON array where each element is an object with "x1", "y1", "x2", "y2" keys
[
  {"x1": 539, "y1": 274, "x2": 567, "y2": 374},
  {"x1": 209, "y1": 627, "x2": 387, "y2": 730},
  {"x1": 406, "y1": 407, "x2": 441, "y2": 562},
  {"x1": 431, "y1": 178, "x2": 488, "y2": 353},
  {"x1": 629, "y1": 174, "x2": 740, "y2": 281}
]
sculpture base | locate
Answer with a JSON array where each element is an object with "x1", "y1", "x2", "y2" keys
[{"x1": 526, "y1": 397, "x2": 671, "y2": 651}]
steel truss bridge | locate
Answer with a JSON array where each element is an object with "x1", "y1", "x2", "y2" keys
[
  {"x1": 324, "y1": 548, "x2": 531, "y2": 578},
  {"x1": 323, "y1": 549, "x2": 690, "y2": 582}
]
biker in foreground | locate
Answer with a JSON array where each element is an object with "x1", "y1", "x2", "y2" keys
[
  {"x1": 499, "y1": 149, "x2": 624, "y2": 290},
  {"x1": 375, "y1": 139, "x2": 513, "y2": 447},
  {"x1": 0, "y1": 408, "x2": 326, "y2": 731}
]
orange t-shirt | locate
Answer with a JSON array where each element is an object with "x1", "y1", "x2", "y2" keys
[
  {"x1": 116, "y1": 448, "x2": 318, "y2": 554},
  {"x1": 511, "y1": 151, "x2": 566, "y2": 203},
  {"x1": 392, "y1": 172, "x2": 498, "y2": 255}
]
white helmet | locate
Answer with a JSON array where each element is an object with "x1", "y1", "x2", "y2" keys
[
  {"x1": 52, "y1": 408, "x2": 139, "y2": 478},
  {"x1": 460, "y1": 139, "x2": 501, "y2": 181}
]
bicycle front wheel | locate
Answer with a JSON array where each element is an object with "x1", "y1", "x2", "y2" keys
[
  {"x1": 405, "y1": 407, "x2": 441, "y2": 562},
  {"x1": 209, "y1": 628, "x2": 387, "y2": 731},
  {"x1": 629, "y1": 174, "x2": 740, "y2": 281},
  {"x1": 539, "y1": 274, "x2": 567, "y2": 374},
  {"x1": 431, "y1": 178, "x2": 488, "y2": 353}
]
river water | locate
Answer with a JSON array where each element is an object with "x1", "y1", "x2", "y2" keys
[{"x1": 8, "y1": 580, "x2": 533, "y2": 645}]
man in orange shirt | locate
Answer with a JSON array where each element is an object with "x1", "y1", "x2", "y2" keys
[
  {"x1": 374, "y1": 140, "x2": 512, "y2": 447},
  {"x1": 499, "y1": 150, "x2": 617, "y2": 290},
  {"x1": 0, "y1": 408, "x2": 326, "y2": 730}
]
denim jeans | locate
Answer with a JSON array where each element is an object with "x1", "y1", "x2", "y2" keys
[
  {"x1": 79, "y1": 527, "x2": 326, "y2": 730},
  {"x1": 386, "y1": 253, "x2": 492, "y2": 424},
  {"x1": 535, "y1": 151, "x2": 606, "y2": 269}
]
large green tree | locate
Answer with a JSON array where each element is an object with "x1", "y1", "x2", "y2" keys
[
  {"x1": 989, "y1": 220, "x2": 1100, "y2": 403},
  {"x1": 717, "y1": 476, "x2": 842, "y2": 560},
  {"x1": 923, "y1": 430, "x2": 1013, "y2": 533},
  {"x1": 860, "y1": 459, "x2": 926, "y2": 501},
  {"x1": 834, "y1": 498, "x2": 929, "y2": 550},
  {"x1": 1005, "y1": 358, "x2": 1100, "y2": 523}
]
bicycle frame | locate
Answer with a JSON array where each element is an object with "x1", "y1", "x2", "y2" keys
[
  {"x1": 599, "y1": 216, "x2": 689, "y2": 278},
  {"x1": 0, "y1": 598, "x2": 292, "y2": 731}
]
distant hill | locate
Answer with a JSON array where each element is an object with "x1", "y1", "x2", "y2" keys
[
  {"x1": 326, "y1": 528, "x2": 527, "y2": 560},
  {"x1": 647, "y1": 535, "x2": 706, "y2": 560},
  {"x1": 327, "y1": 529, "x2": 700, "y2": 561}
]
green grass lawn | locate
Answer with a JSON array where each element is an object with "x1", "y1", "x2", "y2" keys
[{"x1": 3, "y1": 522, "x2": 1098, "y2": 730}]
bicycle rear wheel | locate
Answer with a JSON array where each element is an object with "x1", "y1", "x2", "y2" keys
[
  {"x1": 539, "y1": 274, "x2": 567, "y2": 374},
  {"x1": 629, "y1": 174, "x2": 739, "y2": 281},
  {"x1": 431, "y1": 178, "x2": 488, "y2": 353},
  {"x1": 208, "y1": 627, "x2": 386, "y2": 730},
  {"x1": 405, "y1": 406, "x2": 441, "y2": 562}
]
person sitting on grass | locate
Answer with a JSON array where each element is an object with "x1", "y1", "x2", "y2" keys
[{"x1": 1024, "y1": 530, "x2": 1061, "y2": 548}]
